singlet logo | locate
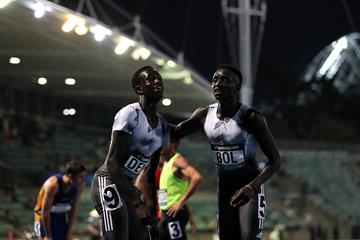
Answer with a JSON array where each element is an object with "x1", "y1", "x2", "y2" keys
[
  {"x1": 102, "y1": 184, "x2": 122, "y2": 211},
  {"x1": 211, "y1": 144, "x2": 245, "y2": 166},
  {"x1": 123, "y1": 153, "x2": 151, "y2": 178}
]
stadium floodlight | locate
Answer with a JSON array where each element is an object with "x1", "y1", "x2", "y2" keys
[
  {"x1": 155, "y1": 58, "x2": 166, "y2": 66},
  {"x1": 318, "y1": 37, "x2": 348, "y2": 78},
  {"x1": 166, "y1": 60, "x2": 176, "y2": 68},
  {"x1": 90, "y1": 24, "x2": 112, "y2": 42},
  {"x1": 63, "y1": 108, "x2": 76, "y2": 115},
  {"x1": 9, "y1": 57, "x2": 21, "y2": 64},
  {"x1": 131, "y1": 47, "x2": 151, "y2": 60},
  {"x1": 37, "y1": 77, "x2": 47, "y2": 85},
  {"x1": 162, "y1": 98, "x2": 172, "y2": 106},
  {"x1": 74, "y1": 23, "x2": 88, "y2": 35},
  {"x1": 33, "y1": 1, "x2": 46, "y2": 18},
  {"x1": 65, "y1": 78, "x2": 76, "y2": 85},
  {"x1": 0, "y1": 0, "x2": 12, "y2": 9},
  {"x1": 68, "y1": 108, "x2": 76, "y2": 115},
  {"x1": 183, "y1": 75, "x2": 193, "y2": 85},
  {"x1": 114, "y1": 36, "x2": 135, "y2": 55},
  {"x1": 62, "y1": 16, "x2": 79, "y2": 33}
]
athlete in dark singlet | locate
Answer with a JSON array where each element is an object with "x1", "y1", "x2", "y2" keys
[
  {"x1": 173, "y1": 65, "x2": 281, "y2": 240},
  {"x1": 34, "y1": 161, "x2": 86, "y2": 240},
  {"x1": 90, "y1": 66, "x2": 170, "y2": 240}
]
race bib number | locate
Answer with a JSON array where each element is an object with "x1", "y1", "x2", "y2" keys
[
  {"x1": 168, "y1": 221, "x2": 183, "y2": 239},
  {"x1": 157, "y1": 189, "x2": 168, "y2": 207},
  {"x1": 211, "y1": 144, "x2": 245, "y2": 166},
  {"x1": 123, "y1": 153, "x2": 151, "y2": 178},
  {"x1": 258, "y1": 186, "x2": 266, "y2": 231},
  {"x1": 102, "y1": 184, "x2": 123, "y2": 211}
]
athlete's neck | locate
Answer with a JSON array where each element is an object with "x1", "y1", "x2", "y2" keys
[
  {"x1": 62, "y1": 174, "x2": 73, "y2": 191},
  {"x1": 138, "y1": 97, "x2": 158, "y2": 114},
  {"x1": 139, "y1": 98, "x2": 158, "y2": 128},
  {"x1": 217, "y1": 100, "x2": 240, "y2": 119}
]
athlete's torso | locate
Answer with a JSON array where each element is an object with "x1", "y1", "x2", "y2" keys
[
  {"x1": 109, "y1": 102, "x2": 170, "y2": 179},
  {"x1": 204, "y1": 103, "x2": 257, "y2": 172},
  {"x1": 158, "y1": 153, "x2": 188, "y2": 210},
  {"x1": 34, "y1": 173, "x2": 77, "y2": 219}
]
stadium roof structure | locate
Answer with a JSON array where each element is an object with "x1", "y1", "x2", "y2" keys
[
  {"x1": 0, "y1": 0, "x2": 213, "y2": 117},
  {"x1": 302, "y1": 32, "x2": 360, "y2": 96}
]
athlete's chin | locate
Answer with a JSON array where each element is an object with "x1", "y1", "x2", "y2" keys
[{"x1": 150, "y1": 94, "x2": 163, "y2": 103}]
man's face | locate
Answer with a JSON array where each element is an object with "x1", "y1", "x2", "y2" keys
[
  {"x1": 71, "y1": 171, "x2": 86, "y2": 186},
  {"x1": 211, "y1": 68, "x2": 240, "y2": 101},
  {"x1": 138, "y1": 69, "x2": 164, "y2": 101}
]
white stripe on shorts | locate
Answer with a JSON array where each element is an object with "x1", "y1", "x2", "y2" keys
[{"x1": 98, "y1": 176, "x2": 114, "y2": 232}]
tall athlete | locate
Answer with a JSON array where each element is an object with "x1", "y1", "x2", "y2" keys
[
  {"x1": 90, "y1": 66, "x2": 170, "y2": 240},
  {"x1": 158, "y1": 141, "x2": 203, "y2": 240},
  {"x1": 34, "y1": 160, "x2": 86, "y2": 240},
  {"x1": 173, "y1": 65, "x2": 281, "y2": 240}
]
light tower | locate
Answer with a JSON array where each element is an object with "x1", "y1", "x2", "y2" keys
[{"x1": 222, "y1": 0, "x2": 268, "y2": 105}]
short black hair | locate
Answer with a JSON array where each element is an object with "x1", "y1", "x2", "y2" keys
[
  {"x1": 65, "y1": 160, "x2": 86, "y2": 176},
  {"x1": 217, "y1": 64, "x2": 243, "y2": 86},
  {"x1": 131, "y1": 65, "x2": 154, "y2": 90}
]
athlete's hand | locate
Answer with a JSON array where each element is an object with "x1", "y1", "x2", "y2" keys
[
  {"x1": 190, "y1": 220, "x2": 197, "y2": 234},
  {"x1": 44, "y1": 237, "x2": 53, "y2": 240},
  {"x1": 136, "y1": 203, "x2": 152, "y2": 221},
  {"x1": 136, "y1": 203, "x2": 158, "y2": 228},
  {"x1": 230, "y1": 186, "x2": 256, "y2": 207},
  {"x1": 166, "y1": 201, "x2": 183, "y2": 218}
]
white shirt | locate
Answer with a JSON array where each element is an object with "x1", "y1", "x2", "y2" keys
[{"x1": 112, "y1": 102, "x2": 170, "y2": 179}]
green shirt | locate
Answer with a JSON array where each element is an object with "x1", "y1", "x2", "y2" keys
[{"x1": 158, "y1": 153, "x2": 189, "y2": 210}]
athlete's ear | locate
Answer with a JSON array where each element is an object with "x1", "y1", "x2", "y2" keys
[{"x1": 134, "y1": 85, "x2": 143, "y2": 95}]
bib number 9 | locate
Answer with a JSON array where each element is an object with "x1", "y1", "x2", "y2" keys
[{"x1": 102, "y1": 184, "x2": 122, "y2": 211}]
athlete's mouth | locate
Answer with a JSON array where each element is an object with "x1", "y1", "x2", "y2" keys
[{"x1": 153, "y1": 86, "x2": 163, "y2": 92}]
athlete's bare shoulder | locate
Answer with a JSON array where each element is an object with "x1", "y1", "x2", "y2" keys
[{"x1": 190, "y1": 105, "x2": 208, "y2": 122}]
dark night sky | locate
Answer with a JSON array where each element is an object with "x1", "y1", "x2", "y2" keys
[
  {"x1": 117, "y1": 0, "x2": 359, "y2": 84},
  {"x1": 72, "y1": 0, "x2": 360, "y2": 104}
]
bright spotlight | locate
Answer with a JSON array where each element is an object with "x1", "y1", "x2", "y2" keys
[
  {"x1": 75, "y1": 23, "x2": 88, "y2": 35},
  {"x1": 183, "y1": 75, "x2": 193, "y2": 85},
  {"x1": 34, "y1": 2, "x2": 45, "y2": 18},
  {"x1": 0, "y1": 0, "x2": 12, "y2": 8},
  {"x1": 155, "y1": 58, "x2": 165, "y2": 66},
  {"x1": 63, "y1": 109, "x2": 69, "y2": 115},
  {"x1": 131, "y1": 47, "x2": 151, "y2": 60},
  {"x1": 90, "y1": 25, "x2": 112, "y2": 42},
  {"x1": 167, "y1": 60, "x2": 176, "y2": 68},
  {"x1": 162, "y1": 98, "x2": 172, "y2": 106},
  {"x1": 38, "y1": 77, "x2": 47, "y2": 85},
  {"x1": 68, "y1": 108, "x2": 76, "y2": 115},
  {"x1": 9, "y1": 57, "x2": 21, "y2": 64},
  {"x1": 62, "y1": 16, "x2": 78, "y2": 33},
  {"x1": 114, "y1": 36, "x2": 135, "y2": 55},
  {"x1": 65, "y1": 78, "x2": 76, "y2": 85}
]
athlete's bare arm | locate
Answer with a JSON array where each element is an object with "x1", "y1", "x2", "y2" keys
[
  {"x1": 106, "y1": 131, "x2": 150, "y2": 218},
  {"x1": 41, "y1": 177, "x2": 59, "y2": 240},
  {"x1": 66, "y1": 181, "x2": 85, "y2": 240},
  {"x1": 173, "y1": 106, "x2": 208, "y2": 139},
  {"x1": 141, "y1": 148, "x2": 161, "y2": 213},
  {"x1": 167, "y1": 155, "x2": 203, "y2": 217},
  {"x1": 230, "y1": 111, "x2": 281, "y2": 206}
]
